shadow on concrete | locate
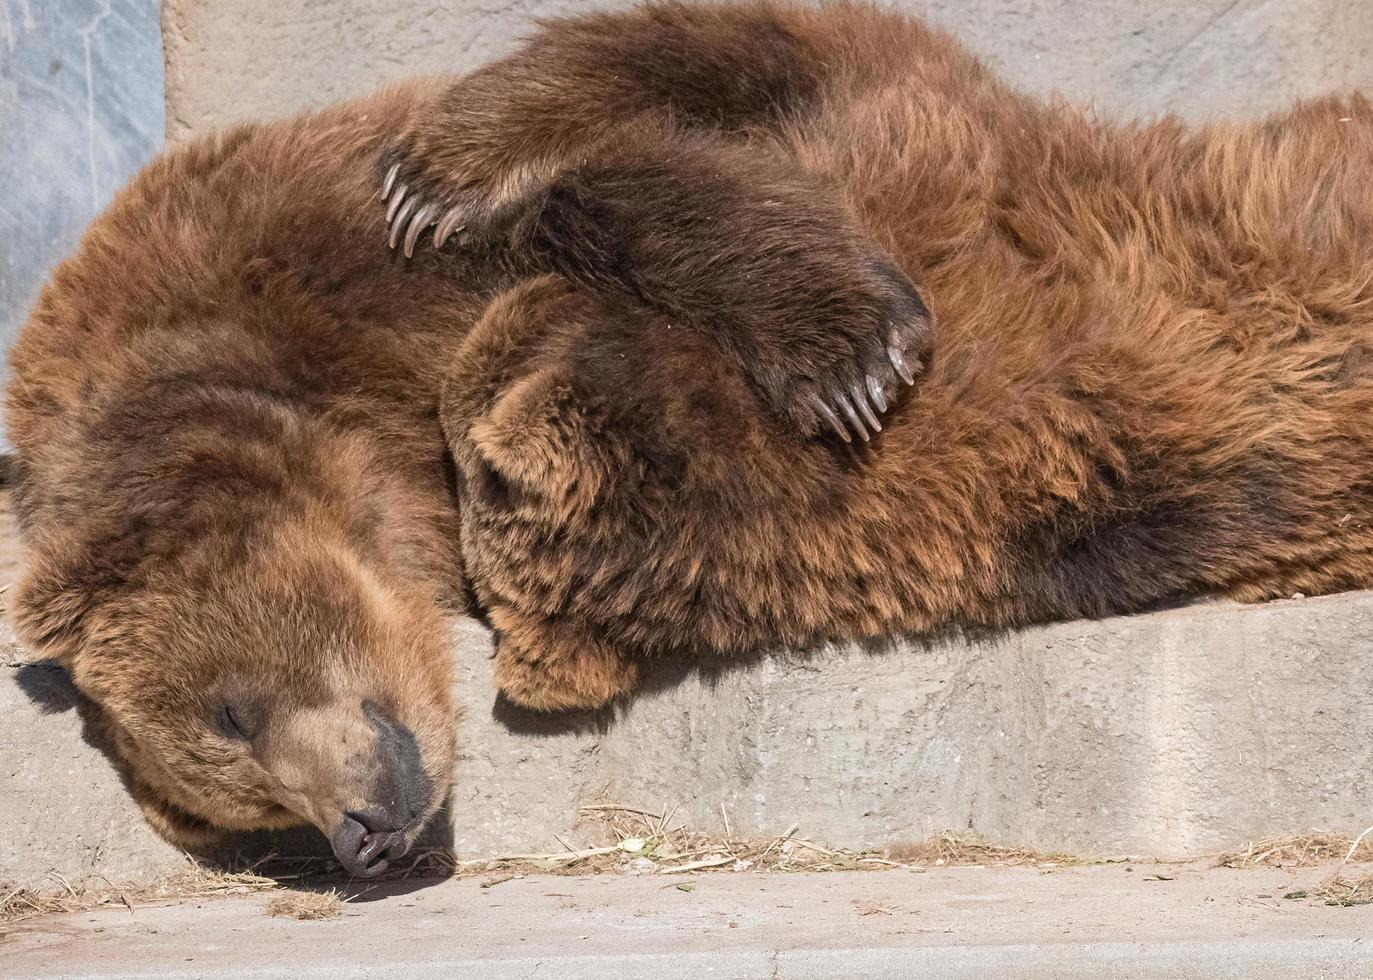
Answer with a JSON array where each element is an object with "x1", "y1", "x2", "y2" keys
[
  {"x1": 14, "y1": 658, "x2": 84, "y2": 714},
  {"x1": 487, "y1": 628, "x2": 961, "y2": 736},
  {"x1": 483, "y1": 583, "x2": 1220, "y2": 737}
]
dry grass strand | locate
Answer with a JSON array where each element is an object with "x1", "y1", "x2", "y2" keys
[
  {"x1": 264, "y1": 889, "x2": 346, "y2": 920},
  {"x1": 1215, "y1": 833, "x2": 1373, "y2": 869},
  {"x1": 1, "y1": 861, "x2": 278, "y2": 926}
]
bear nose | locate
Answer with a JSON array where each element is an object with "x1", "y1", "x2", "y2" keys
[
  {"x1": 331, "y1": 810, "x2": 409, "y2": 878},
  {"x1": 328, "y1": 704, "x2": 432, "y2": 877}
]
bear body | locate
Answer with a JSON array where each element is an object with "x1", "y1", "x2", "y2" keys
[
  {"x1": 7, "y1": 81, "x2": 474, "y2": 870},
  {"x1": 8, "y1": 1, "x2": 1373, "y2": 860}
]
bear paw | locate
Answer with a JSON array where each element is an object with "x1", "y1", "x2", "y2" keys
[
  {"x1": 379, "y1": 144, "x2": 934, "y2": 445},
  {"x1": 783, "y1": 259, "x2": 931, "y2": 444},
  {"x1": 378, "y1": 149, "x2": 538, "y2": 258},
  {"x1": 490, "y1": 611, "x2": 640, "y2": 712}
]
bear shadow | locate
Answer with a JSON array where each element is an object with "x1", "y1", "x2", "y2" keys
[
  {"x1": 485, "y1": 586, "x2": 1221, "y2": 736},
  {"x1": 12, "y1": 658, "x2": 453, "y2": 898},
  {"x1": 14, "y1": 658, "x2": 84, "y2": 714},
  {"x1": 487, "y1": 627, "x2": 969, "y2": 736}
]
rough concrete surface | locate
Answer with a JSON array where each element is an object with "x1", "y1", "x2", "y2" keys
[
  {"x1": 159, "y1": 0, "x2": 1373, "y2": 140},
  {"x1": 3, "y1": 484, "x2": 1372, "y2": 889},
  {"x1": 439, "y1": 588, "x2": 1373, "y2": 863},
  {"x1": 8, "y1": 865, "x2": 1373, "y2": 978}
]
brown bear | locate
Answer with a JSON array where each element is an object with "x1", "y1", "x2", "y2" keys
[{"x1": 8, "y1": 1, "x2": 1373, "y2": 875}]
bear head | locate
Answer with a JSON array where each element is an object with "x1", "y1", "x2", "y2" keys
[{"x1": 11, "y1": 497, "x2": 457, "y2": 877}]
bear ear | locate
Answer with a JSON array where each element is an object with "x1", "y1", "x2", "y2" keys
[
  {"x1": 11, "y1": 544, "x2": 128, "y2": 662},
  {"x1": 462, "y1": 369, "x2": 628, "y2": 520}
]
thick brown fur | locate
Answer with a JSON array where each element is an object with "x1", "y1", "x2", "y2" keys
[
  {"x1": 419, "y1": 2, "x2": 1373, "y2": 708},
  {"x1": 6, "y1": 83, "x2": 473, "y2": 863},
  {"x1": 9, "y1": 1, "x2": 1373, "y2": 847}
]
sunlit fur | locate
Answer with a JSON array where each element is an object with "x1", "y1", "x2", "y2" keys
[
  {"x1": 434, "y1": 2, "x2": 1373, "y2": 708},
  {"x1": 8, "y1": 1, "x2": 1373, "y2": 842}
]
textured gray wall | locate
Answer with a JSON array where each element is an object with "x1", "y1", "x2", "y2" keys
[
  {"x1": 161, "y1": 0, "x2": 1373, "y2": 139},
  {"x1": 0, "y1": 1, "x2": 165, "y2": 415}
]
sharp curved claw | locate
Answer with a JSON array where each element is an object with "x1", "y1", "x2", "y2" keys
[
  {"x1": 389, "y1": 196, "x2": 419, "y2": 250},
  {"x1": 835, "y1": 392, "x2": 871, "y2": 443},
  {"x1": 889, "y1": 344, "x2": 916, "y2": 386},
  {"x1": 403, "y1": 204, "x2": 436, "y2": 258},
  {"x1": 434, "y1": 205, "x2": 466, "y2": 249},
  {"x1": 385, "y1": 184, "x2": 409, "y2": 223},
  {"x1": 866, "y1": 374, "x2": 888, "y2": 414},
  {"x1": 382, "y1": 162, "x2": 400, "y2": 200},
  {"x1": 808, "y1": 394, "x2": 850, "y2": 444},
  {"x1": 851, "y1": 382, "x2": 882, "y2": 433}
]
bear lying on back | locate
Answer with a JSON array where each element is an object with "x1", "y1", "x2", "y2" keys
[{"x1": 8, "y1": 1, "x2": 1373, "y2": 871}]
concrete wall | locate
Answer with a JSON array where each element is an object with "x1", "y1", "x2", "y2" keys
[
  {"x1": 160, "y1": 0, "x2": 1373, "y2": 139},
  {"x1": 6, "y1": 592, "x2": 1373, "y2": 888}
]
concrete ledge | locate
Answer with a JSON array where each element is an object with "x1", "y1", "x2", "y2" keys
[
  {"x1": 12, "y1": 867, "x2": 1373, "y2": 978},
  {"x1": 161, "y1": 0, "x2": 1373, "y2": 137},
  {"x1": 4, "y1": 588, "x2": 1372, "y2": 887}
]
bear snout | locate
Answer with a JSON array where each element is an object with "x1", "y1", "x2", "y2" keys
[
  {"x1": 319, "y1": 702, "x2": 434, "y2": 876},
  {"x1": 331, "y1": 811, "x2": 410, "y2": 878}
]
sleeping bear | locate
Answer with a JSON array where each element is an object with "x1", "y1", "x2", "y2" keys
[{"x1": 8, "y1": 1, "x2": 1373, "y2": 877}]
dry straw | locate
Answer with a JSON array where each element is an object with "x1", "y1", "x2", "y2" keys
[{"x1": 7, "y1": 813, "x2": 1373, "y2": 924}]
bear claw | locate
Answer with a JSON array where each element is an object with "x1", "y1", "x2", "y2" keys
[
  {"x1": 836, "y1": 392, "x2": 871, "y2": 443},
  {"x1": 434, "y1": 206, "x2": 466, "y2": 248},
  {"x1": 403, "y1": 204, "x2": 437, "y2": 257},
  {"x1": 799, "y1": 269, "x2": 933, "y2": 444},
  {"x1": 808, "y1": 394, "x2": 851, "y2": 443},
  {"x1": 866, "y1": 374, "x2": 888, "y2": 413},
  {"x1": 388, "y1": 196, "x2": 419, "y2": 249},
  {"x1": 808, "y1": 334, "x2": 923, "y2": 444},
  {"x1": 850, "y1": 382, "x2": 882, "y2": 433},
  {"x1": 384, "y1": 183, "x2": 409, "y2": 223},
  {"x1": 889, "y1": 343, "x2": 916, "y2": 385},
  {"x1": 380, "y1": 165, "x2": 466, "y2": 256}
]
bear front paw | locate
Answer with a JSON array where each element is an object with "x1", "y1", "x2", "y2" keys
[
  {"x1": 490, "y1": 610, "x2": 640, "y2": 712},
  {"x1": 378, "y1": 150, "x2": 528, "y2": 258},
  {"x1": 784, "y1": 259, "x2": 933, "y2": 444}
]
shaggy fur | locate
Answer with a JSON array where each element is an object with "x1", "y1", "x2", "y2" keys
[
  {"x1": 8, "y1": 1, "x2": 1373, "y2": 851},
  {"x1": 6, "y1": 82, "x2": 471, "y2": 866}
]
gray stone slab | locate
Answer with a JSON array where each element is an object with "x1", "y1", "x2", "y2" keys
[
  {"x1": 10, "y1": 867, "x2": 1373, "y2": 978},
  {"x1": 441, "y1": 591, "x2": 1373, "y2": 862},
  {"x1": 160, "y1": 0, "x2": 1373, "y2": 139},
  {"x1": 0, "y1": 0, "x2": 165, "y2": 445}
]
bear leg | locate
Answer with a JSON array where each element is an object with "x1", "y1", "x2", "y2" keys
[
  {"x1": 490, "y1": 608, "x2": 640, "y2": 712},
  {"x1": 375, "y1": 3, "x2": 933, "y2": 443}
]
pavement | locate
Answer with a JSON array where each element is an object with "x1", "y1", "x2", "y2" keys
[{"x1": 6, "y1": 863, "x2": 1373, "y2": 979}]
